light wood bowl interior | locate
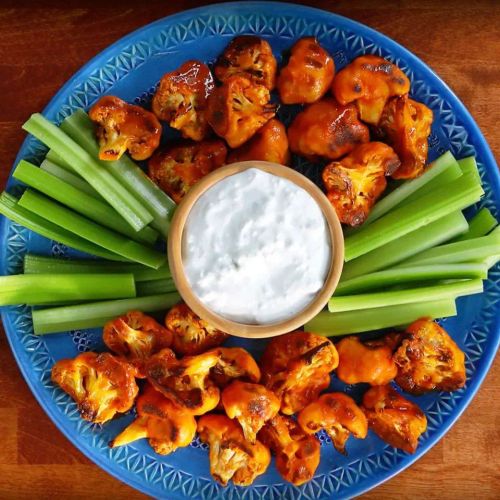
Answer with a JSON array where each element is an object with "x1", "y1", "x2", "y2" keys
[{"x1": 167, "y1": 161, "x2": 344, "y2": 338}]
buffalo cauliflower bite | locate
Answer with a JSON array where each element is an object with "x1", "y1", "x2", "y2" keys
[
  {"x1": 258, "y1": 414, "x2": 320, "y2": 486},
  {"x1": 51, "y1": 352, "x2": 138, "y2": 424},
  {"x1": 297, "y1": 393, "x2": 367, "y2": 455},
  {"x1": 227, "y1": 118, "x2": 291, "y2": 165},
  {"x1": 206, "y1": 75, "x2": 276, "y2": 148},
  {"x1": 322, "y1": 142, "x2": 401, "y2": 226},
  {"x1": 152, "y1": 60, "x2": 214, "y2": 141},
  {"x1": 261, "y1": 331, "x2": 339, "y2": 415},
  {"x1": 375, "y1": 95, "x2": 433, "y2": 179},
  {"x1": 89, "y1": 95, "x2": 161, "y2": 161},
  {"x1": 332, "y1": 55, "x2": 410, "y2": 125},
  {"x1": 221, "y1": 381, "x2": 280, "y2": 443},
  {"x1": 103, "y1": 310, "x2": 172, "y2": 378},
  {"x1": 109, "y1": 383, "x2": 196, "y2": 454},
  {"x1": 277, "y1": 37, "x2": 334, "y2": 104},
  {"x1": 214, "y1": 36, "x2": 277, "y2": 90},
  {"x1": 209, "y1": 347, "x2": 261, "y2": 389},
  {"x1": 393, "y1": 319, "x2": 466, "y2": 395},
  {"x1": 335, "y1": 335, "x2": 399, "y2": 386},
  {"x1": 362, "y1": 385, "x2": 427, "y2": 453},
  {"x1": 165, "y1": 302, "x2": 229, "y2": 356},
  {"x1": 148, "y1": 139, "x2": 227, "y2": 203},
  {"x1": 145, "y1": 348, "x2": 220, "y2": 415},
  {"x1": 287, "y1": 98, "x2": 369, "y2": 161},
  {"x1": 197, "y1": 414, "x2": 271, "y2": 486}
]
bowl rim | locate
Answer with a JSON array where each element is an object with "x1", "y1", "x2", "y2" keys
[{"x1": 167, "y1": 160, "x2": 344, "y2": 338}]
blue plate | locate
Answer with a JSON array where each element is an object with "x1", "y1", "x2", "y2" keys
[{"x1": 1, "y1": 2, "x2": 499, "y2": 498}]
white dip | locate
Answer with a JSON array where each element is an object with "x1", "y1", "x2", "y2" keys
[{"x1": 182, "y1": 168, "x2": 332, "y2": 325}]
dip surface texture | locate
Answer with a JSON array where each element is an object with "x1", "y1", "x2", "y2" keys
[{"x1": 182, "y1": 168, "x2": 332, "y2": 324}]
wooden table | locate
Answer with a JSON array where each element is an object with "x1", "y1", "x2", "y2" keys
[{"x1": 0, "y1": 1, "x2": 499, "y2": 498}]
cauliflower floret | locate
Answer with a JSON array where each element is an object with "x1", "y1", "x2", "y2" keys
[
  {"x1": 152, "y1": 60, "x2": 214, "y2": 141},
  {"x1": 277, "y1": 37, "x2": 334, "y2": 104},
  {"x1": 89, "y1": 95, "x2": 162, "y2": 161},
  {"x1": 322, "y1": 142, "x2": 401, "y2": 226},
  {"x1": 208, "y1": 347, "x2": 261, "y2": 389},
  {"x1": 51, "y1": 352, "x2": 138, "y2": 424},
  {"x1": 332, "y1": 55, "x2": 410, "y2": 125},
  {"x1": 393, "y1": 319, "x2": 466, "y2": 394},
  {"x1": 214, "y1": 36, "x2": 277, "y2": 90},
  {"x1": 287, "y1": 98, "x2": 369, "y2": 161},
  {"x1": 197, "y1": 414, "x2": 271, "y2": 486}
]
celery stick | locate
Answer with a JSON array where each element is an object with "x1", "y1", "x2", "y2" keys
[
  {"x1": 61, "y1": 110, "x2": 175, "y2": 236},
  {"x1": 398, "y1": 227, "x2": 500, "y2": 267},
  {"x1": 0, "y1": 273, "x2": 135, "y2": 305},
  {"x1": 458, "y1": 156, "x2": 481, "y2": 183},
  {"x1": 335, "y1": 263, "x2": 487, "y2": 296},
  {"x1": 32, "y1": 292, "x2": 181, "y2": 334},
  {"x1": 344, "y1": 172, "x2": 483, "y2": 261},
  {"x1": 0, "y1": 192, "x2": 126, "y2": 261},
  {"x1": 14, "y1": 161, "x2": 158, "y2": 245},
  {"x1": 23, "y1": 113, "x2": 153, "y2": 231},
  {"x1": 18, "y1": 190, "x2": 165, "y2": 269},
  {"x1": 136, "y1": 278, "x2": 177, "y2": 296},
  {"x1": 46, "y1": 149, "x2": 73, "y2": 170},
  {"x1": 328, "y1": 279, "x2": 483, "y2": 313},
  {"x1": 23, "y1": 254, "x2": 171, "y2": 281},
  {"x1": 341, "y1": 211, "x2": 468, "y2": 280},
  {"x1": 481, "y1": 255, "x2": 500, "y2": 269},
  {"x1": 451, "y1": 208, "x2": 497, "y2": 242},
  {"x1": 305, "y1": 299, "x2": 457, "y2": 336},
  {"x1": 40, "y1": 159, "x2": 102, "y2": 200}
]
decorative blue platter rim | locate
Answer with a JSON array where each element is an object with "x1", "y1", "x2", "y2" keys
[{"x1": 1, "y1": 2, "x2": 499, "y2": 499}]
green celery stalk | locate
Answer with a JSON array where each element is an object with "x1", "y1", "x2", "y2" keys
[
  {"x1": 335, "y1": 263, "x2": 487, "y2": 296},
  {"x1": 305, "y1": 299, "x2": 457, "y2": 336},
  {"x1": 0, "y1": 192, "x2": 126, "y2": 261},
  {"x1": 18, "y1": 189, "x2": 165, "y2": 269},
  {"x1": 23, "y1": 254, "x2": 171, "y2": 281},
  {"x1": 32, "y1": 292, "x2": 181, "y2": 334},
  {"x1": 480, "y1": 255, "x2": 500, "y2": 269},
  {"x1": 136, "y1": 278, "x2": 177, "y2": 296},
  {"x1": 46, "y1": 149, "x2": 73, "y2": 170},
  {"x1": 0, "y1": 273, "x2": 136, "y2": 305},
  {"x1": 61, "y1": 109, "x2": 176, "y2": 236},
  {"x1": 458, "y1": 156, "x2": 481, "y2": 183},
  {"x1": 328, "y1": 279, "x2": 483, "y2": 312},
  {"x1": 14, "y1": 160, "x2": 158, "y2": 245},
  {"x1": 344, "y1": 172, "x2": 483, "y2": 261},
  {"x1": 451, "y1": 208, "x2": 497, "y2": 242},
  {"x1": 341, "y1": 211, "x2": 468, "y2": 280},
  {"x1": 397, "y1": 227, "x2": 500, "y2": 267},
  {"x1": 23, "y1": 113, "x2": 153, "y2": 231}
]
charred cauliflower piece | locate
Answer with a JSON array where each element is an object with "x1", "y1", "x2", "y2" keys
[
  {"x1": 332, "y1": 55, "x2": 410, "y2": 125},
  {"x1": 148, "y1": 139, "x2": 227, "y2": 203},
  {"x1": 206, "y1": 75, "x2": 276, "y2": 148},
  {"x1": 375, "y1": 95, "x2": 433, "y2": 179},
  {"x1": 362, "y1": 385, "x2": 427, "y2": 453},
  {"x1": 209, "y1": 347, "x2": 261, "y2": 389},
  {"x1": 277, "y1": 37, "x2": 334, "y2": 104},
  {"x1": 197, "y1": 414, "x2": 271, "y2": 486},
  {"x1": 51, "y1": 352, "x2": 138, "y2": 424},
  {"x1": 103, "y1": 310, "x2": 172, "y2": 378},
  {"x1": 393, "y1": 319, "x2": 466, "y2": 395},
  {"x1": 287, "y1": 98, "x2": 369, "y2": 161},
  {"x1": 261, "y1": 331, "x2": 339, "y2": 415},
  {"x1": 335, "y1": 335, "x2": 399, "y2": 386},
  {"x1": 165, "y1": 302, "x2": 229, "y2": 356},
  {"x1": 297, "y1": 392, "x2": 368, "y2": 455},
  {"x1": 152, "y1": 60, "x2": 214, "y2": 141},
  {"x1": 89, "y1": 95, "x2": 161, "y2": 161},
  {"x1": 227, "y1": 118, "x2": 290, "y2": 165},
  {"x1": 322, "y1": 142, "x2": 400, "y2": 226},
  {"x1": 145, "y1": 348, "x2": 220, "y2": 415},
  {"x1": 258, "y1": 414, "x2": 320, "y2": 486},
  {"x1": 221, "y1": 381, "x2": 280, "y2": 444},
  {"x1": 215, "y1": 36, "x2": 277, "y2": 90},
  {"x1": 110, "y1": 383, "x2": 196, "y2": 454}
]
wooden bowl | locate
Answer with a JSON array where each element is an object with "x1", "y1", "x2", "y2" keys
[{"x1": 167, "y1": 161, "x2": 344, "y2": 338}]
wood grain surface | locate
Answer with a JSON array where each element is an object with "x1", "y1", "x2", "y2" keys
[{"x1": 0, "y1": 1, "x2": 499, "y2": 498}]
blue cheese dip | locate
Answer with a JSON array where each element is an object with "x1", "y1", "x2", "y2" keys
[{"x1": 182, "y1": 168, "x2": 332, "y2": 324}]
